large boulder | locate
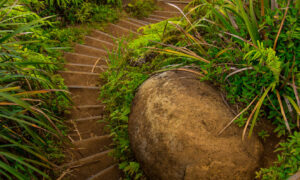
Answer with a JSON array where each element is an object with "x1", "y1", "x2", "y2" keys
[{"x1": 128, "y1": 70, "x2": 263, "y2": 180}]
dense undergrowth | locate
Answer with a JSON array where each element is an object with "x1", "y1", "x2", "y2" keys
[
  {"x1": 125, "y1": 0, "x2": 157, "y2": 18},
  {"x1": 100, "y1": 0, "x2": 299, "y2": 179},
  {"x1": 0, "y1": 0, "x2": 121, "y2": 179}
]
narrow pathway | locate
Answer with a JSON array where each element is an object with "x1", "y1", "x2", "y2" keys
[{"x1": 60, "y1": 1, "x2": 188, "y2": 179}]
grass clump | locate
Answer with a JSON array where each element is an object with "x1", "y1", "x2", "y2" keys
[{"x1": 0, "y1": 0, "x2": 100, "y2": 178}]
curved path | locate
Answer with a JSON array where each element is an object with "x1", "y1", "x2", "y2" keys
[{"x1": 59, "y1": 1, "x2": 188, "y2": 179}]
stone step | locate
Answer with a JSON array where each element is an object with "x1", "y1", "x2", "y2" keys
[
  {"x1": 75, "y1": 44, "x2": 108, "y2": 57},
  {"x1": 61, "y1": 150, "x2": 116, "y2": 180},
  {"x1": 64, "y1": 63, "x2": 108, "y2": 73},
  {"x1": 67, "y1": 105, "x2": 105, "y2": 119},
  {"x1": 67, "y1": 116, "x2": 109, "y2": 141},
  {"x1": 105, "y1": 23, "x2": 140, "y2": 39},
  {"x1": 153, "y1": 10, "x2": 181, "y2": 17},
  {"x1": 67, "y1": 86, "x2": 100, "y2": 105},
  {"x1": 64, "y1": 52, "x2": 107, "y2": 66},
  {"x1": 127, "y1": 17, "x2": 150, "y2": 26},
  {"x1": 60, "y1": 71, "x2": 100, "y2": 87},
  {"x1": 117, "y1": 19, "x2": 141, "y2": 31},
  {"x1": 87, "y1": 164, "x2": 121, "y2": 180},
  {"x1": 70, "y1": 135, "x2": 113, "y2": 159},
  {"x1": 90, "y1": 30, "x2": 117, "y2": 44}
]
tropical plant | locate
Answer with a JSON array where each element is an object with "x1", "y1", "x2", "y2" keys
[{"x1": 0, "y1": 0, "x2": 70, "y2": 179}]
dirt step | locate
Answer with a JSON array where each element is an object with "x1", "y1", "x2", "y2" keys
[
  {"x1": 60, "y1": 71, "x2": 100, "y2": 87},
  {"x1": 90, "y1": 30, "x2": 117, "y2": 44},
  {"x1": 149, "y1": 14, "x2": 170, "y2": 20},
  {"x1": 142, "y1": 17, "x2": 162, "y2": 24},
  {"x1": 67, "y1": 116, "x2": 109, "y2": 141},
  {"x1": 87, "y1": 164, "x2": 121, "y2": 180},
  {"x1": 67, "y1": 105, "x2": 105, "y2": 119},
  {"x1": 84, "y1": 36, "x2": 115, "y2": 51},
  {"x1": 64, "y1": 63, "x2": 108, "y2": 74},
  {"x1": 70, "y1": 135, "x2": 113, "y2": 160},
  {"x1": 64, "y1": 52, "x2": 107, "y2": 66},
  {"x1": 68, "y1": 86, "x2": 100, "y2": 105},
  {"x1": 105, "y1": 23, "x2": 140, "y2": 39},
  {"x1": 117, "y1": 19, "x2": 141, "y2": 31},
  {"x1": 62, "y1": 150, "x2": 116, "y2": 180},
  {"x1": 127, "y1": 17, "x2": 150, "y2": 26},
  {"x1": 75, "y1": 44, "x2": 108, "y2": 57},
  {"x1": 157, "y1": 1, "x2": 186, "y2": 11},
  {"x1": 154, "y1": 10, "x2": 181, "y2": 17}
]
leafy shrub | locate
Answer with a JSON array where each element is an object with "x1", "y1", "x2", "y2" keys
[
  {"x1": 21, "y1": 0, "x2": 121, "y2": 24},
  {"x1": 257, "y1": 132, "x2": 300, "y2": 179},
  {"x1": 101, "y1": 0, "x2": 300, "y2": 179},
  {"x1": 125, "y1": 0, "x2": 157, "y2": 18}
]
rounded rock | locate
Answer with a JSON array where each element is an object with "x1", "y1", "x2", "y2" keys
[{"x1": 128, "y1": 70, "x2": 263, "y2": 180}]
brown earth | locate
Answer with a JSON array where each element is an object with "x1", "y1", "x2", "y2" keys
[{"x1": 129, "y1": 70, "x2": 265, "y2": 180}]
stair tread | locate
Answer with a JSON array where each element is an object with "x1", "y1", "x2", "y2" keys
[
  {"x1": 61, "y1": 1, "x2": 192, "y2": 178},
  {"x1": 87, "y1": 164, "x2": 121, "y2": 180},
  {"x1": 62, "y1": 149, "x2": 114, "y2": 168}
]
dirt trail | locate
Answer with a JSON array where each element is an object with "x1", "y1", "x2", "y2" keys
[{"x1": 58, "y1": 1, "x2": 190, "y2": 179}]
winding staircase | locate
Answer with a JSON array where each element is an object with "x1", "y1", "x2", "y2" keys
[{"x1": 59, "y1": 1, "x2": 189, "y2": 179}]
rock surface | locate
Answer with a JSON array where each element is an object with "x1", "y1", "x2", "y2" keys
[{"x1": 128, "y1": 70, "x2": 263, "y2": 180}]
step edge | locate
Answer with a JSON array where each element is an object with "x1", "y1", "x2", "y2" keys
[
  {"x1": 72, "y1": 134, "x2": 111, "y2": 145},
  {"x1": 85, "y1": 36, "x2": 115, "y2": 47},
  {"x1": 59, "y1": 70, "x2": 100, "y2": 76},
  {"x1": 60, "y1": 149, "x2": 113, "y2": 168},
  {"x1": 76, "y1": 44, "x2": 108, "y2": 54},
  {"x1": 92, "y1": 29, "x2": 118, "y2": 40},
  {"x1": 109, "y1": 23, "x2": 141, "y2": 35},
  {"x1": 86, "y1": 164, "x2": 119, "y2": 180},
  {"x1": 67, "y1": 85, "x2": 99, "y2": 90},
  {"x1": 65, "y1": 63, "x2": 108, "y2": 69}
]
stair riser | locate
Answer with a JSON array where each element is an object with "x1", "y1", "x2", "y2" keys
[
  {"x1": 64, "y1": 53, "x2": 107, "y2": 66},
  {"x1": 106, "y1": 24, "x2": 138, "y2": 39},
  {"x1": 67, "y1": 106, "x2": 105, "y2": 119},
  {"x1": 158, "y1": 2, "x2": 186, "y2": 11},
  {"x1": 84, "y1": 37, "x2": 115, "y2": 51},
  {"x1": 69, "y1": 155, "x2": 115, "y2": 179},
  {"x1": 64, "y1": 64, "x2": 107, "y2": 74},
  {"x1": 149, "y1": 14, "x2": 169, "y2": 20},
  {"x1": 90, "y1": 30, "x2": 116, "y2": 44},
  {"x1": 89, "y1": 165, "x2": 121, "y2": 180},
  {"x1": 75, "y1": 45, "x2": 108, "y2": 57},
  {"x1": 127, "y1": 18, "x2": 150, "y2": 26},
  {"x1": 72, "y1": 137, "x2": 113, "y2": 159},
  {"x1": 61, "y1": 73, "x2": 100, "y2": 87},
  {"x1": 69, "y1": 88, "x2": 101, "y2": 105},
  {"x1": 68, "y1": 120, "x2": 109, "y2": 140},
  {"x1": 154, "y1": 11, "x2": 181, "y2": 17},
  {"x1": 143, "y1": 17, "x2": 161, "y2": 24},
  {"x1": 117, "y1": 20, "x2": 140, "y2": 31}
]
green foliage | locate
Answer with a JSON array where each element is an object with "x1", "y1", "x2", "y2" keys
[
  {"x1": 257, "y1": 132, "x2": 300, "y2": 179},
  {"x1": 22, "y1": 0, "x2": 121, "y2": 24},
  {"x1": 102, "y1": 0, "x2": 299, "y2": 179},
  {"x1": 91, "y1": 5, "x2": 120, "y2": 23},
  {"x1": 0, "y1": 0, "x2": 93, "y2": 178},
  {"x1": 100, "y1": 22, "x2": 176, "y2": 178},
  {"x1": 125, "y1": 0, "x2": 157, "y2": 18},
  {"x1": 100, "y1": 43, "x2": 149, "y2": 179}
]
